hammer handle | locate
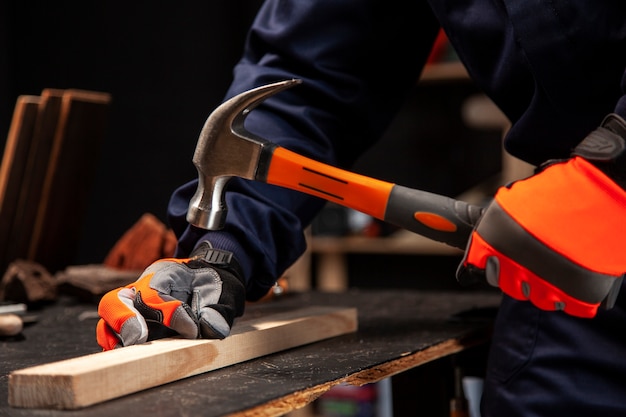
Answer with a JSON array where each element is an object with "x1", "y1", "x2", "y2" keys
[{"x1": 262, "y1": 147, "x2": 484, "y2": 249}]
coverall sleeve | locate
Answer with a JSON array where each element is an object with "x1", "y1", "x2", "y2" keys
[{"x1": 168, "y1": 0, "x2": 441, "y2": 300}]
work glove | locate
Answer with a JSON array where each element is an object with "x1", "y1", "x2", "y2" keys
[
  {"x1": 96, "y1": 241, "x2": 246, "y2": 350},
  {"x1": 457, "y1": 114, "x2": 626, "y2": 318}
]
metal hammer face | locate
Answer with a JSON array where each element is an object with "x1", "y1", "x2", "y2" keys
[{"x1": 186, "y1": 79, "x2": 302, "y2": 230}]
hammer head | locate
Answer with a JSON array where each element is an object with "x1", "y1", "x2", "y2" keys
[{"x1": 186, "y1": 79, "x2": 301, "y2": 230}]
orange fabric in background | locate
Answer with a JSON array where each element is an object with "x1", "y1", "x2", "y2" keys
[{"x1": 426, "y1": 29, "x2": 450, "y2": 63}]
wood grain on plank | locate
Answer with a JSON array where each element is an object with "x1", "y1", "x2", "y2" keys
[{"x1": 8, "y1": 306, "x2": 357, "y2": 410}]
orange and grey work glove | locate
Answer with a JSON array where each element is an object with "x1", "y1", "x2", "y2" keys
[
  {"x1": 96, "y1": 241, "x2": 245, "y2": 350},
  {"x1": 458, "y1": 114, "x2": 626, "y2": 318}
]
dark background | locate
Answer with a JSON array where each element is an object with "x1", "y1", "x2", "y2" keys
[
  {"x1": 0, "y1": 2, "x2": 501, "y2": 267},
  {"x1": 0, "y1": 7, "x2": 498, "y2": 414},
  {"x1": 0, "y1": 2, "x2": 265, "y2": 263}
]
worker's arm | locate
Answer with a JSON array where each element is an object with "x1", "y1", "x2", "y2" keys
[
  {"x1": 97, "y1": 0, "x2": 440, "y2": 349},
  {"x1": 169, "y1": 0, "x2": 440, "y2": 301},
  {"x1": 459, "y1": 113, "x2": 626, "y2": 318}
]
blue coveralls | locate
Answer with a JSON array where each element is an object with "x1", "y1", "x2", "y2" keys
[{"x1": 168, "y1": 1, "x2": 626, "y2": 415}]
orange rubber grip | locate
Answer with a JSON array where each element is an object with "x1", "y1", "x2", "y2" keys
[{"x1": 265, "y1": 147, "x2": 393, "y2": 220}]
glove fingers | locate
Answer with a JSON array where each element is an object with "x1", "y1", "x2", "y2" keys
[
  {"x1": 494, "y1": 254, "x2": 601, "y2": 317},
  {"x1": 191, "y1": 268, "x2": 246, "y2": 339},
  {"x1": 190, "y1": 274, "x2": 231, "y2": 339},
  {"x1": 198, "y1": 307, "x2": 231, "y2": 339},
  {"x1": 96, "y1": 319, "x2": 122, "y2": 350},
  {"x1": 462, "y1": 242, "x2": 603, "y2": 318},
  {"x1": 97, "y1": 287, "x2": 148, "y2": 349},
  {"x1": 133, "y1": 274, "x2": 199, "y2": 339}
]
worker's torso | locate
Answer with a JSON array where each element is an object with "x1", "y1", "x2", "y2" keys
[{"x1": 428, "y1": 0, "x2": 626, "y2": 164}]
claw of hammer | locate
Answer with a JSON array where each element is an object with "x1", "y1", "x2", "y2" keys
[{"x1": 187, "y1": 79, "x2": 302, "y2": 230}]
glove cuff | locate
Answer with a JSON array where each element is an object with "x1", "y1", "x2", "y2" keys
[
  {"x1": 188, "y1": 241, "x2": 245, "y2": 283},
  {"x1": 573, "y1": 113, "x2": 626, "y2": 188}
]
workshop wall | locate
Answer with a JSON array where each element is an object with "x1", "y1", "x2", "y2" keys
[{"x1": 0, "y1": 1, "x2": 264, "y2": 264}]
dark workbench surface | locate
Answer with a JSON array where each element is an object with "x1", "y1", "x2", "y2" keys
[{"x1": 0, "y1": 289, "x2": 501, "y2": 417}]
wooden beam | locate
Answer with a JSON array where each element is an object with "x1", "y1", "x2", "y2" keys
[{"x1": 8, "y1": 306, "x2": 357, "y2": 410}]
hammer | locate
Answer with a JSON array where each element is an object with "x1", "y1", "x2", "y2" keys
[{"x1": 187, "y1": 80, "x2": 484, "y2": 250}]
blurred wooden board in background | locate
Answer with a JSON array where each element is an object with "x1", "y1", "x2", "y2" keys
[{"x1": 0, "y1": 89, "x2": 110, "y2": 274}]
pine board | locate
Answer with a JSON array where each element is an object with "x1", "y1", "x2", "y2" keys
[{"x1": 8, "y1": 306, "x2": 357, "y2": 410}]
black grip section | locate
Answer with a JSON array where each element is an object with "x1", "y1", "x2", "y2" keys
[{"x1": 384, "y1": 185, "x2": 484, "y2": 249}]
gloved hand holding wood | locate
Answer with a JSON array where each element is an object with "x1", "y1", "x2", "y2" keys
[
  {"x1": 96, "y1": 241, "x2": 245, "y2": 350},
  {"x1": 458, "y1": 114, "x2": 626, "y2": 318}
]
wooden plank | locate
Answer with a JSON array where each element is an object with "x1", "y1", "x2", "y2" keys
[
  {"x1": 0, "y1": 95, "x2": 40, "y2": 271},
  {"x1": 8, "y1": 306, "x2": 358, "y2": 410},
  {"x1": 3, "y1": 89, "x2": 64, "y2": 269},
  {"x1": 28, "y1": 89, "x2": 111, "y2": 272}
]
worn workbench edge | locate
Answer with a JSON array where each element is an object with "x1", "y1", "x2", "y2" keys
[{"x1": 227, "y1": 329, "x2": 491, "y2": 417}]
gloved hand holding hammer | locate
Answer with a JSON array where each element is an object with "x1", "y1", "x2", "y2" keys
[{"x1": 458, "y1": 113, "x2": 626, "y2": 318}]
